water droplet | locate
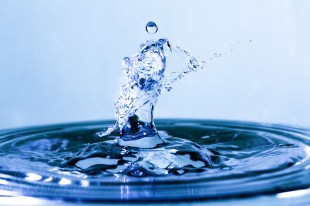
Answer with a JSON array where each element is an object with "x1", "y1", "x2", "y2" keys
[
  {"x1": 146, "y1": 21, "x2": 158, "y2": 34},
  {"x1": 213, "y1": 53, "x2": 223, "y2": 58}
]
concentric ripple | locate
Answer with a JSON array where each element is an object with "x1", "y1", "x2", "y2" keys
[{"x1": 0, "y1": 119, "x2": 309, "y2": 202}]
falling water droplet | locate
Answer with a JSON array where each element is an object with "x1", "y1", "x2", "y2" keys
[
  {"x1": 213, "y1": 53, "x2": 222, "y2": 58},
  {"x1": 146, "y1": 21, "x2": 158, "y2": 34}
]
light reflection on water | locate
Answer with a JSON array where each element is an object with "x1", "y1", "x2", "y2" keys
[{"x1": 0, "y1": 119, "x2": 309, "y2": 204}]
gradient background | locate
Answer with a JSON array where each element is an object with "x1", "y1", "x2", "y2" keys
[{"x1": 0, "y1": 0, "x2": 309, "y2": 130}]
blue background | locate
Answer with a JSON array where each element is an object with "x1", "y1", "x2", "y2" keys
[{"x1": 0, "y1": 0, "x2": 310, "y2": 129}]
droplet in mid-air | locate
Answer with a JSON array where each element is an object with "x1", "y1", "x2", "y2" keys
[{"x1": 146, "y1": 21, "x2": 158, "y2": 34}]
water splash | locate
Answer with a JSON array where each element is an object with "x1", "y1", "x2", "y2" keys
[{"x1": 99, "y1": 38, "x2": 206, "y2": 147}]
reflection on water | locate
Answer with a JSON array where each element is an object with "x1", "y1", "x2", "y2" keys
[{"x1": 0, "y1": 119, "x2": 309, "y2": 203}]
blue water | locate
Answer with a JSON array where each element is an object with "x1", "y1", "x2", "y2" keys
[
  {"x1": 99, "y1": 37, "x2": 206, "y2": 147},
  {"x1": 0, "y1": 119, "x2": 309, "y2": 202},
  {"x1": 145, "y1": 21, "x2": 158, "y2": 34},
  {"x1": 0, "y1": 23, "x2": 309, "y2": 204}
]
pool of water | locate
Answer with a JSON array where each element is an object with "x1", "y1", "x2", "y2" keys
[{"x1": 0, "y1": 119, "x2": 309, "y2": 204}]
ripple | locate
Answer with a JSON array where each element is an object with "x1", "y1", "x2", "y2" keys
[{"x1": 0, "y1": 119, "x2": 309, "y2": 202}]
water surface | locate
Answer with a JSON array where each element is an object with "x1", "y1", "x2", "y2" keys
[{"x1": 0, "y1": 119, "x2": 309, "y2": 202}]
